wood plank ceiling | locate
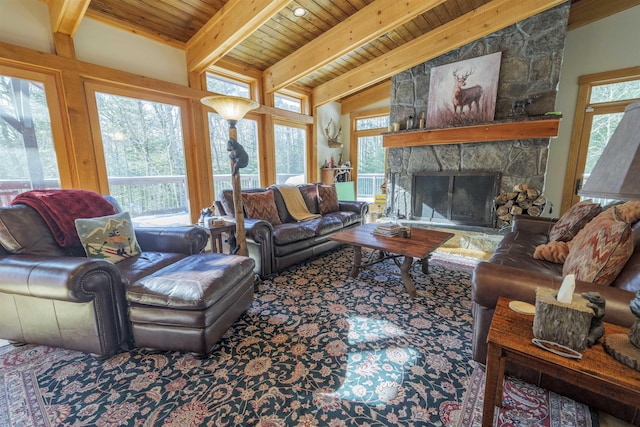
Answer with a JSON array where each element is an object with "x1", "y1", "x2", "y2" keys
[{"x1": 59, "y1": 0, "x2": 640, "y2": 104}]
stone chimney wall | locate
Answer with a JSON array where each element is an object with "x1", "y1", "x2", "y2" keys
[{"x1": 387, "y1": 4, "x2": 570, "y2": 220}]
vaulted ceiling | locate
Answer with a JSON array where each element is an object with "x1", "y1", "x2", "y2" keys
[{"x1": 46, "y1": 0, "x2": 640, "y2": 105}]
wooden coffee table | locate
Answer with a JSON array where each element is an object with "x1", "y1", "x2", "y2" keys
[
  {"x1": 329, "y1": 223, "x2": 454, "y2": 296},
  {"x1": 483, "y1": 297, "x2": 640, "y2": 427}
]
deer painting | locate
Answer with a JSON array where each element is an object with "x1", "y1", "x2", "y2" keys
[{"x1": 452, "y1": 68, "x2": 483, "y2": 114}]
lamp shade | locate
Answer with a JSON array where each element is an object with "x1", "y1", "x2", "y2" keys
[
  {"x1": 579, "y1": 101, "x2": 640, "y2": 201},
  {"x1": 201, "y1": 95, "x2": 259, "y2": 121}
]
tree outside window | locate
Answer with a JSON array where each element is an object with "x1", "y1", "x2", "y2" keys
[
  {"x1": 0, "y1": 74, "x2": 61, "y2": 205},
  {"x1": 95, "y1": 92, "x2": 189, "y2": 225}
]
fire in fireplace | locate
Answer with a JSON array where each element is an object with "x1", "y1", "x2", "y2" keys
[{"x1": 412, "y1": 171, "x2": 501, "y2": 227}]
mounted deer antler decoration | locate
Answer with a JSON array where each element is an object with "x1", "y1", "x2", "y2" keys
[{"x1": 324, "y1": 119, "x2": 343, "y2": 148}]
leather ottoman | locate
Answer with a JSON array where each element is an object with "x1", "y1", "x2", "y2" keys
[{"x1": 126, "y1": 253, "x2": 255, "y2": 356}]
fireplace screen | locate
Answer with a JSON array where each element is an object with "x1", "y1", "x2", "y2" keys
[{"x1": 412, "y1": 171, "x2": 501, "y2": 227}]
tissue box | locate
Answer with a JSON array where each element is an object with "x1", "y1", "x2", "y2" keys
[{"x1": 533, "y1": 287, "x2": 594, "y2": 352}]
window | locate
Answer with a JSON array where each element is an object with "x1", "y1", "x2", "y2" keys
[
  {"x1": 274, "y1": 93, "x2": 302, "y2": 113},
  {"x1": 562, "y1": 68, "x2": 640, "y2": 212},
  {"x1": 209, "y1": 113, "x2": 260, "y2": 194},
  {"x1": 205, "y1": 73, "x2": 250, "y2": 98},
  {"x1": 274, "y1": 123, "x2": 307, "y2": 184},
  {"x1": 351, "y1": 110, "x2": 389, "y2": 202},
  {"x1": 0, "y1": 72, "x2": 64, "y2": 206},
  {"x1": 94, "y1": 92, "x2": 190, "y2": 226}
]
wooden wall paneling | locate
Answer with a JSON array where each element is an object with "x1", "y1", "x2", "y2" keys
[
  {"x1": 71, "y1": 79, "x2": 107, "y2": 193},
  {"x1": 188, "y1": 71, "x2": 216, "y2": 213}
]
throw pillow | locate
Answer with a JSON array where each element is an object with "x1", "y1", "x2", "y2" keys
[
  {"x1": 548, "y1": 200, "x2": 602, "y2": 242},
  {"x1": 533, "y1": 241, "x2": 571, "y2": 264},
  {"x1": 242, "y1": 190, "x2": 282, "y2": 225},
  {"x1": 298, "y1": 184, "x2": 320, "y2": 214},
  {"x1": 616, "y1": 200, "x2": 640, "y2": 224},
  {"x1": 562, "y1": 207, "x2": 633, "y2": 286},
  {"x1": 75, "y1": 212, "x2": 141, "y2": 263},
  {"x1": 317, "y1": 185, "x2": 339, "y2": 214}
]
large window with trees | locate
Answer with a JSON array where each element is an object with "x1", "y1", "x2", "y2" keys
[
  {"x1": 92, "y1": 91, "x2": 190, "y2": 226},
  {"x1": 274, "y1": 122, "x2": 308, "y2": 184},
  {"x1": 351, "y1": 110, "x2": 389, "y2": 202},
  {"x1": 0, "y1": 68, "x2": 69, "y2": 206},
  {"x1": 208, "y1": 113, "x2": 260, "y2": 194},
  {"x1": 562, "y1": 67, "x2": 640, "y2": 211}
]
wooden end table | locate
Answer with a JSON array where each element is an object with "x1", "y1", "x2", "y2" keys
[
  {"x1": 482, "y1": 297, "x2": 640, "y2": 427},
  {"x1": 328, "y1": 223, "x2": 453, "y2": 296},
  {"x1": 207, "y1": 222, "x2": 236, "y2": 254}
]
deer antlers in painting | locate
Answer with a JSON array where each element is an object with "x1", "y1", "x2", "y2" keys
[{"x1": 452, "y1": 68, "x2": 483, "y2": 114}]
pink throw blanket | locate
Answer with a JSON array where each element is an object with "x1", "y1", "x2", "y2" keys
[{"x1": 11, "y1": 189, "x2": 117, "y2": 248}]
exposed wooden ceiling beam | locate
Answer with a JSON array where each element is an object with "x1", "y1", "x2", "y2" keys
[
  {"x1": 341, "y1": 80, "x2": 391, "y2": 113},
  {"x1": 186, "y1": 0, "x2": 289, "y2": 74},
  {"x1": 48, "y1": 0, "x2": 90, "y2": 35},
  {"x1": 312, "y1": 0, "x2": 567, "y2": 106},
  {"x1": 263, "y1": 0, "x2": 447, "y2": 95},
  {"x1": 568, "y1": 0, "x2": 640, "y2": 30}
]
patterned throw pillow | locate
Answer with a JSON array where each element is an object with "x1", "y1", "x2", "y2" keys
[
  {"x1": 242, "y1": 190, "x2": 282, "y2": 225},
  {"x1": 317, "y1": 185, "x2": 339, "y2": 214},
  {"x1": 562, "y1": 207, "x2": 633, "y2": 286},
  {"x1": 548, "y1": 200, "x2": 602, "y2": 242},
  {"x1": 298, "y1": 184, "x2": 320, "y2": 214},
  {"x1": 75, "y1": 212, "x2": 141, "y2": 263}
]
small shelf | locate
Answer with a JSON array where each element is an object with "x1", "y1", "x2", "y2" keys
[{"x1": 382, "y1": 117, "x2": 561, "y2": 149}]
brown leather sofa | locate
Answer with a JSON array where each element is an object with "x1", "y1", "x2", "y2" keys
[
  {"x1": 215, "y1": 184, "x2": 368, "y2": 277},
  {"x1": 471, "y1": 214, "x2": 640, "y2": 424},
  {"x1": 0, "y1": 196, "x2": 245, "y2": 358}
]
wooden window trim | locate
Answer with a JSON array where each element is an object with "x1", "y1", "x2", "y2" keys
[{"x1": 349, "y1": 107, "x2": 390, "y2": 186}]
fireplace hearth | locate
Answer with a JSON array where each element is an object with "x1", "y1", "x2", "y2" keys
[{"x1": 412, "y1": 171, "x2": 501, "y2": 227}]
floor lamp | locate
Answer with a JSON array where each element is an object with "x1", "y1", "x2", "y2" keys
[{"x1": 201, "y1": 95, "x2": 259, "y2": 257}]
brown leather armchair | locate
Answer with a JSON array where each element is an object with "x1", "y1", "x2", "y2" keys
[{"x1": 0, "y1": 199, "x2": 208, "y2": 358}]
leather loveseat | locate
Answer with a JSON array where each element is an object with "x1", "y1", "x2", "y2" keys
[
  {"x1": 0, "y1": 193, "x2": 253, "y2": 358},
  {"x1": 215, "y1": 184, "x2": 368, "y2": 277},
  {"x1": 471, "y1": 213, "x2": 640, "y2": 424}
]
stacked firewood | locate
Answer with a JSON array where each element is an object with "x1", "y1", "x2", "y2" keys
[{"x1": 495, "y1": 182, "x2": 546, "y2": 223}]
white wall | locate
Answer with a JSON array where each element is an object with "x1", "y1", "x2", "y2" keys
[
  {"x1": 545, "y1": 5, "x2": 640, "y2": 215},
  {"x1": 75, "y1": 19, "x2": 187, "y2": 86},
  {"x1": 0, "y1": 0, "x2": 54, "y2": 53},
  {"x1": 0, "y1": 0, "x2": 188, "y2": 86},
  {"x1": 316, "y1": 102, "x2": 343, "y2": 170}
]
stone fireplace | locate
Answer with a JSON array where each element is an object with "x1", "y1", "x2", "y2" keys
[{"x1": 386, "y1": 4, "x2": 569, "y2": 228}]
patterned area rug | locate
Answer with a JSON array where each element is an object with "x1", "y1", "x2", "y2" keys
[
  {"x1": 452, "y1": 363, "x2": 596, "y2": 427},
  {"x1": 0, "y1": 248, "x2": 596, "y2": 426}
]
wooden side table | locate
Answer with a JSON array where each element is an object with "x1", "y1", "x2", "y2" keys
[
  {"x1": 482, "y1": 297, "x2": 640, "y2": 427},
  {"x1": 207, "y1": 222, "x2": 236, "y2": 254}
]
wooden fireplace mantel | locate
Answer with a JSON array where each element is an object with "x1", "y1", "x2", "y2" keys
[{"x1": 382, "y1": 117, "x2": 561, "y2": 149}]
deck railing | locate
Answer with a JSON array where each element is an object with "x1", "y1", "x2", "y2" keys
[{"x1": 2, "y1": 172, "x2": 386, "y2": 216}]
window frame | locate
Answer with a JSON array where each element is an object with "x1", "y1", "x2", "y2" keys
[
  {"x1": 84, "y1": 80, "x2": 198, "y2": 220},
  {"x1": 272, "y1": 118, "x2": 311, "y2": 185},
  {"x1": 349, "y1": 107, "x2": 390, "y2": 194},
  {"x1": 0, "y1": 63, "x2": 75, "y2": 190},
  {"x1": 561, "y1": 66, "x2": 640, "y2": 213}
]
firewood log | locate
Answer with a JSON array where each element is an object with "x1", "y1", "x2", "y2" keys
[{"x1": 527, "y1": 205, "x2": 542, "y2": 216}]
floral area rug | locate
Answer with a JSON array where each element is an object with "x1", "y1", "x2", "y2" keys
[
  {"x1": 0, "y1": 247, "x2": 596, "y2": 426},
  {"x1": 453, "y1": 363, "x2": 597, "y2": 427}
]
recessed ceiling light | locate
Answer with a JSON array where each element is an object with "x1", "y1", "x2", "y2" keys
[{"x1": 293, "y1": 7, "x2": 307, "y2": 17}]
